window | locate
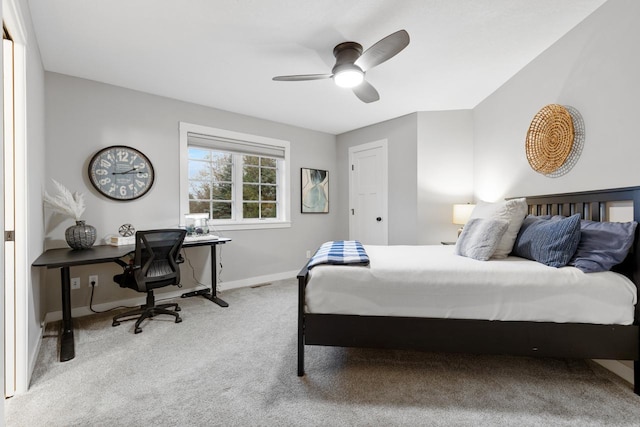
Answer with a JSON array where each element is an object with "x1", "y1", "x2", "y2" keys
[{"x1": 180, "y1": 122, "x2": 290, "y2": 230}]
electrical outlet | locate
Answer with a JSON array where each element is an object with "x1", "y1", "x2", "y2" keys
[
  {"x1": 306, "y1": 250, "x2": 311, "y2": 259},
  {"x1": 71, "y1": 277, "x2": 81, "y2": 290},
  {"x1": 89, "y1": 274, "x2": 99, "y2": 287}
]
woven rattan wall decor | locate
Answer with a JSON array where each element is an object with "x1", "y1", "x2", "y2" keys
[{"x1": 525, "y1": 104, "x2": 584, "y2": 177}]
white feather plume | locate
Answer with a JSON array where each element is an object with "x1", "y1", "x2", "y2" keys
[{"x1": 43, "y1": 179, "x2": 86, "y2": 221}]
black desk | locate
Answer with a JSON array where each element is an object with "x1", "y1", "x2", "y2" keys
[{"x1": 33, "y1": 237, "x2": 231, "y2": 362}]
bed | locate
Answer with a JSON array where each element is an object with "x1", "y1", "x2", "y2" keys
[{"x1": 296, "y1": 187, "x2": 640, "y2": 395}]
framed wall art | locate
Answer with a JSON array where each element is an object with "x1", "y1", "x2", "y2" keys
[{"x1": 301, "y1": 168, "x2": 329, "y2": 213}]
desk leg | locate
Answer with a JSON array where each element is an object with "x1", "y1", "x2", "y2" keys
[
  {"x1": 59, "y1": 266, "x2": 75, "y2": 362},
  {"x1": 181, "y1": 244, "x2": 229, "y2": 307}
]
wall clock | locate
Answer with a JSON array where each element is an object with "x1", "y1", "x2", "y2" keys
[{"x1": 88, "y1": 145, "x2": 155, "y2": 201}]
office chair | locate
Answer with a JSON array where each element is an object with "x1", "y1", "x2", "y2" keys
[{"x1": 112, "y1": 229, "x2": 187, "y2": 334}]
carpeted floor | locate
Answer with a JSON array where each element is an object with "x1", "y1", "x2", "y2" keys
[{"x1": 6, "y1": 278, "x2": 640, "y2": 426}]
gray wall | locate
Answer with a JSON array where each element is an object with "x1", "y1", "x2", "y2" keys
[
  {"x1": 474, "y1": 0, "x2": 640, "y2": 200},
  {"x1": 23, "y1": 0, "x2": 47, "y2": 380},
  {"x1": 336, "y1": 113, "x2": 418, "y2": 244},
  {"x1": 417, "y1": 110, "x2": 474, "y2": 244},
  {"x1": 43, "y1": 72, "x2": 340, "y2": 312},
  {"x1": 335, "y1": 110, "x2": 474, "y2": 245}
]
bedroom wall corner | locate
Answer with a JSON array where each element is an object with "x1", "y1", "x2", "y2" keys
[
  {"x1": 473, "y1": 0, "x2": 640, "y2": 200},
  {"x1": 417, "y1": 110, "x2": 474, "y2": 244},
  {"x1": 471, "y1": 0, "x2": 640, "y2": 385},
  {"x1": 336, "y1": 113, "x2": 418, "y2": 245}
]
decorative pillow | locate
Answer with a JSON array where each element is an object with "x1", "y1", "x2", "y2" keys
[
  {"x1": 469, "y1": 198, "x2": 528, "y2": 259},
  {"x1": 569, "y1": 220, "x2": 637, "y2": 273},
  {"x1": 512, "y1": 213, "x2": 582, "y2": 267},
  {"x1": 454, "y1": 218, "x2": 509, "y2": 261}
]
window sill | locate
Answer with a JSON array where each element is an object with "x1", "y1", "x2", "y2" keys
[{"x1": 210, "y1": 221, "x2": 292, "y2": 232}]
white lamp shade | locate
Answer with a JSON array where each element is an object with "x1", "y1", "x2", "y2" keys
[{"x1": 452, "y1": 204, "x2": 476, "y2": 225}]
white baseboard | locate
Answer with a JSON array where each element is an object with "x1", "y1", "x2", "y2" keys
[
  {"x1": 218, "y1": 270, "x2": 298, "y2": 291},
  {"x1": 593, "y1": 359, "x2": 634, "y2": 385},
  {"x1": 43, "y1": 270, "x2": 298, "y2": 324},
  {"x1": 25, "y1": 327, "x2": 43, "y2": 393}
]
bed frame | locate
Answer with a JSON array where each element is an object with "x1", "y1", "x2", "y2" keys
[{"x1": 296, "y1": 186, "x2": 640, "y2": 394}]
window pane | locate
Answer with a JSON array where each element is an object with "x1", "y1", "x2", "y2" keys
[
  {"x1": 189, "y1": 181, "x2": 210, "y2": 200},
  {"x1": 243, "y1": 155, "x2": 259, "y2": 166},
  {"x1": 188, "y1": 147, "x2": 210, "y2": 160},
  {"x1": 188, "y1": 160, "x2": 210, "y2": 181},
  {"x1": 243, "y1": 165, "x2": 259, "y2": 183},
  {"x1": 186, "y1": 129, "x2": 287, "y2": 225},
  {"x1": 189, "y1": 201, "x2": 210, "y2": 214},
  {"x1": 212, "y1": 152, "x2": 233, "y2": 182},
  {"x1": 243, "y1": 202, "x2": 259, "y2": 218},
  {"x1": 243, "y1": 184, "x2": 259, "y2": 201},
  {"x1": 262, "y1": 203, "x2": 277, "y2": 218},
  {"x1": 262, "y1": 185, "x2": 276, "y2": 201},
  {"x1": 261, "y1": 167, "x2": 276, "y2": 184},
  {"x1": 212, "y1": 183, "x2": 232, "y2": 200},
  {"x1": 261, "y1": 157, "x2": 276, "y2": 167},
  {"x1": 211, "y1": 202, "x2": 232, "y2": 219}
]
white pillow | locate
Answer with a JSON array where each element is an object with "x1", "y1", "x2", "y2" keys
[
  {"x1": 468, "y1": 198, "x2": 528, "y2": 259},
  {"x1": 454, "y1": 218, "x2": 509, "y2": 261}
]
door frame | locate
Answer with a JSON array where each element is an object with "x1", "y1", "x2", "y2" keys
[
  {"x1": 348, "y1": 139, "x2": 388, "y2": 244},
  {"x1": 3, "y1": 0, "x2": 28, "y2": 396}
]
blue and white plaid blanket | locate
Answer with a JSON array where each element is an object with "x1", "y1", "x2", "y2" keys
[{"x1": 307, "y1": 240, "x2": 370, "y2": 270}]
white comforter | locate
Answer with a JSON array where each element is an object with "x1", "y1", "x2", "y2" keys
[{"x1": 305, "y1": 245, "x2": 637, "y2": 325}]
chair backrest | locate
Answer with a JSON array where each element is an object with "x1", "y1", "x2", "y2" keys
[{"x1": 133, "y1": 229, "x2": 187, "y2": 291}]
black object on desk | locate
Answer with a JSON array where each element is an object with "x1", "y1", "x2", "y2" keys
[{"x1": 32, "y1": 237, "x2": 231, "y2": 362}]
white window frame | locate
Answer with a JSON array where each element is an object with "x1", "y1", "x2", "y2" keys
[{"x1": 179, "y1": 122, "x2": 291, "y2": 231}]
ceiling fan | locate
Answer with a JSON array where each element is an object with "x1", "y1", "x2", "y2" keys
[{"x1": 272, "y1": 29, "x2": 410, "y2": 103}]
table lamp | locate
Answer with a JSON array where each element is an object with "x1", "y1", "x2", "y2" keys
[{"x1": 452, "y1": 203, "x2": 476, "y2": 236}]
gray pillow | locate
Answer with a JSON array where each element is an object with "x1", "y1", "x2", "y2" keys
[
  {"x1": 468, "y1": 198, "x2": 528, "y2": 259},
  {"x1": 512, "y1": 214, "x2": 581, "y2": 267},
  {"x1": 455, "y1": 218, "x2": 509, "y2": 261},
  {"x1": 569, "y1": 220, "x2": 637, "y2": 273}
]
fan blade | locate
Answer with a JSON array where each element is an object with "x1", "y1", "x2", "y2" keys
[
  {"x1": 354, "y1": 29, "x2": 410, "y2": 72},
  {"x1": 272, "y1": 74, "x2": 332, "y2": 82},
  {"x1": 352, "y1": 80, "x2": 380, "y2": 103}
]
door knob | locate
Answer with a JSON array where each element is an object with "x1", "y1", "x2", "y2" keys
[{"x1": 376, "y1": 217, "x2": 382, "y2": 222}]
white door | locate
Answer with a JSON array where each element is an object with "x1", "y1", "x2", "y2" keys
[
  {"x1": 3, "y1": 32, "x2": 15, "y2": 398},
  {"x1": 348, "y1": 140, "x2": 388, "y2": 245}
]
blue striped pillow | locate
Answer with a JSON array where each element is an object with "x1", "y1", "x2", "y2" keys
[{"x1": 511, "y1": 214, "x2": 582, "y2": 267}]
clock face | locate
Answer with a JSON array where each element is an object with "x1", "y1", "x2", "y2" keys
[{"x1": 88, "y1": 146, "x2": 155, "y2": 201}]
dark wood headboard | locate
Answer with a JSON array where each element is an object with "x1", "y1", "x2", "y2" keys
[{"x1": 521, "y1": 186, "x2": 640, "y2": 323}]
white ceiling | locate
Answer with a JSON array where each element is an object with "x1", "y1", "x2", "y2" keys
[{"x1": 27, "y1": 0, "x2": 607, "y2": 135}]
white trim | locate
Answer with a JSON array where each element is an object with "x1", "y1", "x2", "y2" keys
[
  {"x1": 218, "y1": 270, "x2": 298, "y2": 291},
  {"x1": 212, "y1": 221, "x2": 291, "y2": 231},
  {"x1": 179, "y1": 122, "x2": 290, "y2": 230},
  {"x1": 593, "y1": 359, "x2": 634, "y2": 386},
  {"x1": 2, "y1": 0, "x2": 27, "y2": 42},
  {"x1": 3, "y1": 0, "x2": 29, "y2": 395},
  {"x1": 12, "y1": 34, "x2": 27, "y2": 396},
  {"x1": 43, "y1": 270, "x2": 299, "y2": 324}
]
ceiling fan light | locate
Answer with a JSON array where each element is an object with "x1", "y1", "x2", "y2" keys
[{"x1": 334, "y1": 69, "x2": 364, "y2": 88}]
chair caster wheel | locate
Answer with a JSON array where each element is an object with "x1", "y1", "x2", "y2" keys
[
  {"x1": 175, "y1": 317, "x2": 182, "y2": 324},
  {"x1": 175, "y1": 307, "x2": 181, "y2": 312},
  {"x1": 134, "y1": 328, "x2": 142, "y2": 334},
  {"x1": 112, "y1": 321, "x2": 120, "y2": 327}
]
